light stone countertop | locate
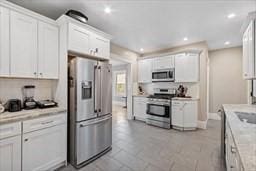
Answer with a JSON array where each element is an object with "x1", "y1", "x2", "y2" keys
[
  {"x1": 223, "y1": 104, "x2": 256, "y2": 171},
  {"x1": 0, "y1": 107, "x2": 67, "y2": 125},
  {"x1": 133, "y1": 94, "x2": 150, "y2": 97},
  {"x1": 172, "y1": 97, "x2": 199, "y2": 101}
]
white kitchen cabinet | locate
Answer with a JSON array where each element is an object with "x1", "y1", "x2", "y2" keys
[
  {"x1": 68, "y1": 23, "x2": 91, "y2": 55},
  {"x1": 90, "y1": 33, "x2": 110, "y2": 59},
  {"x1": 138, "y1": 58, "x2": 152, "y2": 83},
  {"x1": 38, "y1": 21, "x2": 59, "y2": 79},
  {"x1": 152, "y1": 55, "x2": 174, "y2": 70},
  {"x1": 22, "y1": 124, "x2": 66, "y2": 171},
  {"x1": 10, "y1": 11, "x2": 37, "y2": 78},
  {"x1": 243, "y1": 20, "x2": 255, "y2": 79},
  {"x1": 172, "y1": 99, "x2": 198, "y2": 130},
  {"x1": 0, "y1": 6, "x2": 10, "y2": 76},
  {"x1": 0, "y1": 122, "x2": 22, "y2": 171},
  {"x1": 175, "y1": 53, "x2": 199, "y2": 82},
  {"x1": 133, "y1": 96, "x2": 147, "y2": 121},
  {"x1": 68, "y1": 22, "x2": 110, "y2": 60},
  {"x1": 225, "y1": 122, "x2": 243, "y2": 171},
  {"x1": 0, "y1": 135, "x2": 21, "y2": 171}
]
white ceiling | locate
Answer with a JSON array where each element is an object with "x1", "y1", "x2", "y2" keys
[{"x1": 8, "y1": 0, "x2": 256, "y2": 53}]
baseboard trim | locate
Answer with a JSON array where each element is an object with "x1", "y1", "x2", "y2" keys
[
  {"x1": 197, "y1": 120, "x2": 207, "y2": 129},
  {"x1": 208, "y1": 112, "x2": 221, "y2": 120}
]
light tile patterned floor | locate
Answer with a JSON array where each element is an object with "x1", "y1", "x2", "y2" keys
[{"x1": 60, "y1": 105, "x2": 225, "y2": 171}]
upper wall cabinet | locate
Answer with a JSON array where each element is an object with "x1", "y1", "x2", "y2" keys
[
  {"x1": 68, "y1": 22, "x2": 110, "y2": 60},
  {"x1": 152, "y1": 55, "x2": 174, "y2": 70},
  {"x1": 68, "y1": 23, "x2": 91, "y2": 55},
  {"x1": 10, "y1": 11, "x2": 38, "y2": 78},
  {"x1": 0, "y1": 7, "x2": 10, "y2": 76},
  {"x1": 138, "y1": 58, "x2": 152, "y2": 83},
  {"x1": 243, "y1": 20, "x2": 255, "y2": 79},
  {"x1": 0, "y1": 2, "x2": 59, "y2": 79},
  {"x1": 175, "y1": 53, "x2": 199, "y2": 83},
  {"x1": 38, "y1": 22, "x2": 59, "y2": 79}
]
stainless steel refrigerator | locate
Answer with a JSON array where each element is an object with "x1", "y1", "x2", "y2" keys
[{"x1": 68, "y1": 57, "x2": 112, "y2": 168}]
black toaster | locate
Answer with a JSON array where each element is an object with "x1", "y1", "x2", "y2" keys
[{"x1": 8, "y1": 99, "x2": 22, "y2": 112}]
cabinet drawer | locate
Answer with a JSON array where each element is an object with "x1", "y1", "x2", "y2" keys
[
  {"x1": 23, "y1": 114, "x2": 66, "y2": 133},
  {"x1": 133, "y1": 97, "x2": 148, "y2": 103},
  {"x1": 0, "y1": 122, "x2": 21, "y2": 140}
]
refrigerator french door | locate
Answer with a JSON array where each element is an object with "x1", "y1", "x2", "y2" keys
[{"x1": 68, "y1": 57, "x2": 112, "y2": 168}]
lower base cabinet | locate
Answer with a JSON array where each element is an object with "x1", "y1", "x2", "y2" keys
[
  {"x1": 22, "y1": 124, "x2": 66, "y2": 171},
  {"x1": 172, "y1": 100, "x2": 198, "y2": 130},
  {"x1": 133, "y1": 96, "x2": 147, "y2": 121},
  {"x1": 0, "y1": 135, "x2": 21, "y2": 171}
]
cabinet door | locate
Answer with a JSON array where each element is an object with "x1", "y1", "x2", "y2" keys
[
  {"x1": 91, "y1": 34, "x2": 110, "y2": 59},
  {"x1": 38, "y1": 22, "x2": 59, "y2": 79},
  {"x1": 133, "y1": 97, "x2": 147, "y2": 121},
  {"x1": 175, "y1": 53, "x2": 199, "y2": 82},
  {"x1": 171, "y1": 101, "x2": 184, "y2": 127},
  {"x1": 243, "y1": 20, "x2": 255, "y2": 79},
  {"x1": 22, "y1": 124, "x2": 66, "y2": 171},
  {"x1": 183, "y1": 101, "x2": 198, "y2": 128},
  {"x1": 138, "y1": 59, "x2": 152, "y2": 83},
  {"x1": 0, "y1": 136, "x2": 21, "y2": 171},
  {"x1": 153, "y1": 55, "x2": 174, "y2": 70},
  {"x1": 0, "y1": 7, "x2": 10, "y2": 76},
  {"x1": 68, "y1": 23, "x2": 91, "y2": 55},
  {"x1": 10, "y1": 11, "x2": 37, "y2": 78}
]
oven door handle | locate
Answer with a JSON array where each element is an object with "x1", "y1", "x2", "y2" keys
[{"x1": 147, "y1": 103, "x2": 170, "y2": 107}]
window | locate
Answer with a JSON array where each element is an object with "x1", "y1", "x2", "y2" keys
[{"x1": 115, "y1": 73, "x2": 126, "y2": 96}]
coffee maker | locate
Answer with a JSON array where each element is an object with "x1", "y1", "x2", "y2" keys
[{"x1": 23, "y1": 85, "x2": 37, "y2": 109}]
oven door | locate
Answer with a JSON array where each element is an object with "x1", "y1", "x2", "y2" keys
[
  {"x1": 152, "y1": 69, "x2": 174, "y2": 82},
  {"x1": 146, "y1": 103, "x2": 170, "y2": 118}
]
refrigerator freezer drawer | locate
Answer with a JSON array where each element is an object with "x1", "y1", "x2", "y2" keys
[{"x1": 76, "y1": 115, "x2": 112, "y2": 165}]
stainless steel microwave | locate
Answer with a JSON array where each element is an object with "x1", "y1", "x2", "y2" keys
[{"x1": 152, "y1": 69, "x2": 175, "y2": 82}]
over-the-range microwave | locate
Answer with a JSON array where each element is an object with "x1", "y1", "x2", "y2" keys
[{"x1": 152, "y1": 69, "x2": 175, "y2": 82}]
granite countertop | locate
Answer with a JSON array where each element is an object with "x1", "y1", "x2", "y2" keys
[
  {"x1": 133, "y1": 94, "x2": 150, "y2": 97},
  {"x1": 223, "y1": 104, "x2": 256, "y2": 171},
  {"x1": 0, "y1": 107, "x2": 67, "y2": 125},
  {"x1": 172, "y1": 97, "x2": 199, "y2": 101}
]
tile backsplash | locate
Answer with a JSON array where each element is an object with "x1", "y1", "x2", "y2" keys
[{"x1": 0, "y1": 78, "x2": 57, "y2": 104}]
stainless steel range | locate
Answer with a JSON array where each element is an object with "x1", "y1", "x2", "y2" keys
[{"x1": 146, "y1": 88, "x2": 175, "y2": 129}]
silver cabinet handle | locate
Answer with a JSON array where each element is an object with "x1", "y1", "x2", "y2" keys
[{"x1": 41, "y1": 120, "x2": 54, "y2": 125}]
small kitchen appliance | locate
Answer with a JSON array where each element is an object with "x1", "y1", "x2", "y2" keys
[
  {"x1": 37, "y1": 100, "x2": 58, "y2": 109},
  {"x1": 152, "y1": 68, "x2": 175, "y2": 82},
  {"x1": 7, "y1": 99, "x2": 22, "y2": 112},
  {"x1": 146, "y1": 88, "x2": 176, "y2": 129},
  {"x1": 23, "y1": 85, "x2": 37, "y2": 110},
  {"x1": 175, "y1": 85, "x2": 188, "y2": 97}
]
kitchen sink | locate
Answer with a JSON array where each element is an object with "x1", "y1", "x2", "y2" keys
[{"x1": 235, "y1": 112, "x2": 256, "y2": 124}]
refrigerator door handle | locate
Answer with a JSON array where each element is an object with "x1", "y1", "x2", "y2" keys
[
  {"x1": 79, "y1": 116, "x2": 112, "y2": 127},
  {"x1": 98, "y1": 65, "x2": 102, "y2": 113},
  {"x1": 94, "y1": 65, "x2": 98, "y2": 113}
]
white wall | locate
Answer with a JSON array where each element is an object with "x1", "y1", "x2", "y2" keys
[
  {"x1": 0, "y1": 78, "x2": 56, "y2": 103},
  {"x1": 209, "y1": 47, "x2": 248, "y2": 113}
]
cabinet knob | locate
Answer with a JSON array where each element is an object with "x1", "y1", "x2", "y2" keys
[
  {"x1": 33, "y1": 72, "x2": 37, "y2": 75},
  {"x1": 40, "y1": 73, "x2": 43, "y2": 76},
  {"x1": 95, "y1": 48, "x2": 98, "y2": 53},
  {"x1": 24, "y1": 138, "x2": 28, "y2": 142}
]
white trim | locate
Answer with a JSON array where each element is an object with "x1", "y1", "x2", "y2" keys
[
  {"x1": 208, "y1": 113, "x2": 221, "y2": 120},
  {"x1": 197, "y1": 120, "x2": 207, "y2": 129}
]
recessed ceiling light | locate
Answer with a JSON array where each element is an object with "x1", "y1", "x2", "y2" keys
[
  {"x1": 140, "y1": 48, "x2": 144, "y2": 52},
  {"x1": 224, "y1": 41, "x2": 230, "y2": 45},
  {"x1": 227, "y1": 13, "x2": 236, "y2": 19},
  {"x1": 104, "y1": 7, "x2": 112, "y2": 14},
  {"x1": 183, "y1": 37, "x2": 188, "y2": 41}
]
